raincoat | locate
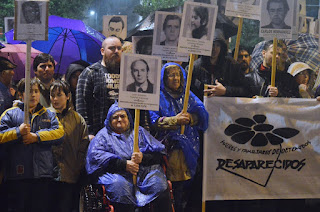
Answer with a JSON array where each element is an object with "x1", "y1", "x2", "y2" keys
[
  {"x1": 86, "y1": 102, "x2": 167, "y2": 207},
  {"x1": 149, "y1": 62, "x2": 209, "y2": 181}
]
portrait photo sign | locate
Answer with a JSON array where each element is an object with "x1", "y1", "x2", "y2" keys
[
  {"x1": 14, "y1": 0, "x2": 48, "y2": 41},
  {"x1": 225, "y1": 0, "x2": 261, "y2": 20},
  {"x1": 152, "y1": 11, "x2": 188, "y2": 62},
  {"x1": 178, "y1": 1, "x2": 218, "y2": 56},
  {"x1": 118, "y1": 53, "x2": 161, "y2": 111},
  {"x1": 102, "y1": 15, "x2": 127, "y2": 40},
  {"x1": 259, "y1": 0, "x2": 297, "y2": 39},
  {"x1": 132, "y1": 36, "x2": 153, "y2": 55}
]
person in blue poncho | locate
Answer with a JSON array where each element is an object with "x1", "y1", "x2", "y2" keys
[
  {"x1": 149, "y1": 62, "x2": 209, "y2": 212},
  {"x1": 86, "y1": 102, "x2": 171, "y2": 212}
]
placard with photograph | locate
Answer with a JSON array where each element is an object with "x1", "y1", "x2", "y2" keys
[
  {"x1": 4, "y1": 17, "x2": 14, "y2": 33},
  {"x1": 102, "y1": 15, "x2": 127, "y2": 40},
  {"x1": 132, "y1": 36, "x2": 153, "y2": 55},
  {"x1": 259, "y1": 0, "x2": 295, "y2": 39},
  {"x1": 14, "y1": 0, "x2": 48, "y2": 41},
  {"x1": 225, "y1": 0, "x2": 261, "y2": 20},
  {"x1": 152, "y1": 11, "x2": 189, "y2": 62},
  {"x1": 118, "y1": 54, "x2": 161, "y2": 111},
  {"x1": 178, "y1": 1, "x2": 218, "y2": 56}
]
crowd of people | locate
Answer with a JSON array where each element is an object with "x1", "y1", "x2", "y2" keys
[{"x1": 0, "y1": 25, "x2": 320, "y2": 212}]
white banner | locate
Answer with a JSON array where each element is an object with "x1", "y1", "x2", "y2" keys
[{"x1": 203, "y1": 97, "x2": 320, "y2": 201}]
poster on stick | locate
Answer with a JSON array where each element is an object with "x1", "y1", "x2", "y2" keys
[
  {"x1": 152, "y1": 11, "x2": 188, "y2": 62},
  {"x1": 102, "y1": 15, "x2": 127, "y2": 40},
  {"x1": 118, "y1": 53, "x2": 161, "y2": 111},
  {"x1": 225, "y1": 0, "x2": 261, "y2": 20},
  {"x1": 14, "y1": 0, "x2": 48, "y2": 41},
  {"x1": 259, "y1": 0, "x2": 298, "y2": 39},
  {"x1": 178, "y1": 1, "x2": 218, "y2": 56},
  {"x1": 203, "y1": 97, "x2": 320, "y2": 201}
]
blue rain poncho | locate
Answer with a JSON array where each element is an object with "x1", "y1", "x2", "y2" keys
[
  {"x1": 86, "y1": 102, "x2": 167, "y2": 207},
  {"x1": 149, "y1": 62, "x2": 209, "y2": 179}
]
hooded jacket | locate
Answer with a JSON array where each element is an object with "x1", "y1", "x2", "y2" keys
[
  {"x1": 0, "y1": 102, "x2": 64, "y2": 180},
  {"x1": 149, "y1": 62, "x2": 209, "y2": 179},
  {"x1": 86, "y1": 102, "x2": 167, "y2": 206}
]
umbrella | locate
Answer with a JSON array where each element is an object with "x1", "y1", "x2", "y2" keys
[
  {"x1": 5, "y1": 16, "x2": 105, "y2": 75},
  {"x1": 250, "y1": 34, "x2": 320, "y2": 73},
  {"x1": 0, "y1": 44, "x2": 43, "y2": 82}
]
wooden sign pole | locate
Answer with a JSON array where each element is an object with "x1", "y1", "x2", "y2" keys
[
  {"x1": 271, "y1": 37, "x2": 277, "y2": 87},
  {"x1": 24, "y1": 40, "x2": 32, "y2": 124},
  {"x1": 133, "y1": 109, "x2": 140, "y2": 185},
  {"x1": 233, "y1": 17, "x2": 244, "y2": 61}
]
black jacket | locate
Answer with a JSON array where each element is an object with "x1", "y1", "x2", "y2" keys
[
  {"x1": 186, "y1": 56, "x2": 249, "y2": 101},
  {"x1": 245, "y1": 64, "x2": 300, "y2": 98}
]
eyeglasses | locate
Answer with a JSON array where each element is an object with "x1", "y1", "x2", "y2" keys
[{"x1": 167, "y1": 73, "x2": 180, "y2": 78}]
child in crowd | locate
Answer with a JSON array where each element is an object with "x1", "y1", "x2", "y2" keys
[{"x1": 0, "y1": 78, "x2": 64, "y2": 212}]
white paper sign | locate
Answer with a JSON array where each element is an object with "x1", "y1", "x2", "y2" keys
[
  {"x1": 132, "y1": 36, "x2": 153, "y2": 55},
  {"x1": 14, "y1": 0, "x2": 48, "y2": 41},
  {"x1": 152, "y1": 11, "x2": 188, "y2": 62},
  {"x1": 225, "y1": 0, "x2": 261, "y2": 20},
  {"x1": 118, "y1": 54, "x2": 161, "y2": 111},
  {"x1": 178, "y1": 1, "x2": 218, "y2": 56}
]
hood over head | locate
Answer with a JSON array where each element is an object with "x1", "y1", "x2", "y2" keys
[
  {"x1": 160, "y1": 62, "x2": 187, "y2": 94},
  {"x1": 287, "y1": 62, "x2": 313, "y2": 77},
  {"x1": 104, "y1": 101, "x2": 133, "y2": 132}
]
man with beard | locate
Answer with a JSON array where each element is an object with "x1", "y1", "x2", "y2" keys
[
  {"x1": 76, "y1": 36, "x2": 122, "y2": 140},
  {"x1": 232, "y1": 46, "x2": 252, "y2": 74}
]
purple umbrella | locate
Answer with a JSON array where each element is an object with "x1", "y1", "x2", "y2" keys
[{"x1": 5, "y1": 16, "x2": 105, "y2": 75}]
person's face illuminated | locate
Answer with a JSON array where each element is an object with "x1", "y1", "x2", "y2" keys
[
  {"x1": 132, "y1": 61, "x2": 148, "y2": 85},
  {"x1": 262, "y1": 45, "x2": 281, "y2": 68},
  {"x1": 35, "y1": 61, "x2": 55, "y2": 84},
  {"x1": 50, "y1": 89, "x2": 69, "y2": 112},
  {"x1": 23, "y1": 4, "x2": 40, "y2": 24},
  {"x1": 295, "y1": 70, "x2": 310, "y2": 85},
  {"x1": 23, "y1": 84, "x2": 40, "y2": 111},
  {"x1": 111, "y1": 110, "x2": 130, "y2": 134},
  {"x1": 268, "y1": 2, "x2": 287, "y2": 26},
  {"x1": 166, "y1": 68, "x2": 181, "y2": 91},
  {"x1": 238, "y1": 50, "x2": 251, "y2": 66},
  {"x1": 164, "y1": 19, "x2": 180, "y2": 42},
  {"x1": 108, "y1": 22, "x2": 123, "y2": 37},
  {"x1": 101, "y1": 37, "x2": 122, "y2": 68},
  {"x1": 191, "y1": 11, "x2": 201, "y2": 30}
]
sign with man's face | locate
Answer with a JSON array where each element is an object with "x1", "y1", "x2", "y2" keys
[
  {"x1": 260, "y1": 0, "x2": 298, "y2": 39},
  {"x1": 152, "y1": 11, "x2": 188, "y2": 62},
  {"x1": 118, "y1": 53, "x2": 161, "y2": 111},
  {"x1": 103, "y1": 15, "x2": 127, "y2": 40},
  {"x1": 225, "y1": 0, "x2": 261, "y2": 20},
  {"x1": 14, "y1": 0, "x2": 48, "y2": 41}
]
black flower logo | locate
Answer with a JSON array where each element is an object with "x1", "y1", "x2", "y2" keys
[{"x1": 224, "y1": 115, "x2": 299, "y2": 147}]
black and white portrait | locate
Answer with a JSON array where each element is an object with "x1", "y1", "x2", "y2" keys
[
  {"x1": 127, "y1": 59, "x2": 154, "y2": 94},
  {"x1": 119, "y1": 54, "x2": 161, "y2": 111},
  {"x1": 178, "y1": 2, "x2": 218, "y2": 56},
  {"x1": 15, "y1": 0, "x2": 48, "y2": 41},
  {"x1": 20, "y1": 1, "x2": 41, "y2": 24},
  {"x1": 133, "y1": 36, "x2": 153, "y2": 55},
  {"x1": 261, "y1": 0, "x2": 291, "y2": 29},
  {"x1": 103, "y1": 15, "x2": 127, "y2": 40},
  {"x1": 152, "y1": 11, "x2": 188, "y2": 62}
]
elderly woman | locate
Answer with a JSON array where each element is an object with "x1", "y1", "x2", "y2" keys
[
  {"x1": 149, "y1": 62, "x2": 208, "y2": 212},
  {"x1": 86, "y1": 102, "x2": 171, "y2": 212}
]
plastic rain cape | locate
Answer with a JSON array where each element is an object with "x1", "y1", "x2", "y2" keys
[{"x1": 86, "y1": 102, "x2": 167, "y2": 206}]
